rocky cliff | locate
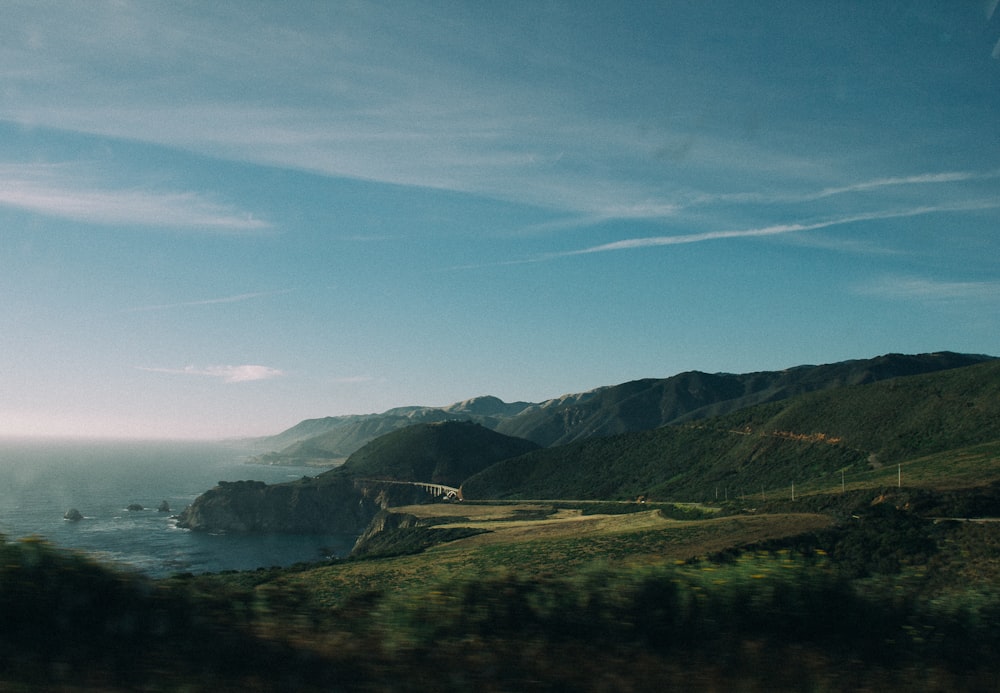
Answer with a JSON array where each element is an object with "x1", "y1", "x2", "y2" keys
[
  {"x1": 179, "y1": 421, "x2": 536, "y2": 535},
  {"x1": 351, "y1": 509, "x2": 420, "y2": 551},
  {"x1": 175, "y1": 475, "x2": 431, "y2": 534}
]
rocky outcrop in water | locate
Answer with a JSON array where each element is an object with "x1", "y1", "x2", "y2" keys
[
  {"x1": 64, "y1": 508, "x2": 83, "y2": 521},
  {"x1": 175, "y1": 475, "x2": 431, "y2": 534}
]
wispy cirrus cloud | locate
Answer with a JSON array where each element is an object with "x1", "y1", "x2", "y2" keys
[
  {"x1": 4, "y1": 1, "x2": 994, "y2": 228},
  {"x1": 4, "y1": 0, "x2": 997, "y2": 238},
  {"x1": 124, "y1": 289, "x2": 294, "y2": 313},
  {"x1": 0, "y1": 163, "x2": 269, "y2": 230},
  {"x1": 682, "y1": 169, "x2": 1000, "y2": 209},
  {"x1": 0, "y1": 2, "x2": 821, "y2": 220},
  {"x1": 137, "y1": 364, "x2": 285, "y2": 383},
  {"x1": 856, "y1": 276, "x2": 1000, "y2": 303},
  {"x1": 551, "y1": 201, "x2": 1000, "y2": 258},
  {"x1": 812, "y1": 170, "x2": 1000, "y2": 199}
]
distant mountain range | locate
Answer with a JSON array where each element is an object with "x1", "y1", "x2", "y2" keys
[
  {"x1": 249, "y1": 352, "x2": 993, "y2": 466},
  {"x1": 248, "y1": 395, "x2": 533, "y2": 465},
  {"x1": 181, "y1": 352, "x2": 1000, "y2": 535}
]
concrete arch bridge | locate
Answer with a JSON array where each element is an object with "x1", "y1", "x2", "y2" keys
[{"x1": 358, "y1": 478, "x2": 463, "y2": 501}]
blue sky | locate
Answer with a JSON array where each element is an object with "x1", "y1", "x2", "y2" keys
[{"x1": 2, "y1": 1, "x2": 999, "y2": 439}]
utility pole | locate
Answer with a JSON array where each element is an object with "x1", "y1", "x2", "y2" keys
[
  {"x1": 791, "y1": 481, "x2": 795, "y2": 501},
  {"x1": 898, "y1": 463, "x2": 901, "y2": 488}
]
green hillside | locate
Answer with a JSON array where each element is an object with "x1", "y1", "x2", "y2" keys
[
  {"x1": 337, "y1": 419, "x2": 540, "y2": 487},
  {"x1": 464, "y1": 359, "x2": 1000, "y2": 502}
]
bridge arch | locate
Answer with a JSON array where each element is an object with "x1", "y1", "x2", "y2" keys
[{"x1": 358, "y1": 478, "x2": 463, "y2": 501}]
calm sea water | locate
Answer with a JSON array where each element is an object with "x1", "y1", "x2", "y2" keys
[{"x1": 0, "y1": 439, "x2": 356, "y2": 577}]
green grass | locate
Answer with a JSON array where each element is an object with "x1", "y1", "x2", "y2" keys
[
  {"x1": 846, "y1": 440, "x2": 1000, "y2": 491},
  {"x1": 270, "y1": 507, "x2": 833, "y2": 611}
]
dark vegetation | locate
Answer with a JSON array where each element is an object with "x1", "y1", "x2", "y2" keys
[
  {"x1": 5, "y1": 353, "x2": 1000, "y2": 690},
  {"x1": 0, "y1": 536, "x2": 353, "y2": 691}
]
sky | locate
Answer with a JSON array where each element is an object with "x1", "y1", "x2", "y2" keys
[{"x1": 2, "y1": 1, "x2": 999, "y2": 440}]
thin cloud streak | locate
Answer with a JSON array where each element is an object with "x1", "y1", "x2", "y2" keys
[
  {"x1": 124, "y1": 290, "x2": 294, "y2": 313},
  {"x1": 686, "y1": 170, "x2": 1000, "y2": 208},
  {"x1": 857, "y1": 276, "x2": 1000, "y2": 303},
  {"x1": 332, "y1": 376, "x2": 377, "y2": 384},
  {"x1": 501, "y1": 169, "x2": 1000, "y2": 237},
  {"x1": 0, "y1": 163, "x2": 269, "y2": 230},
  {"x1": 137, "y1": 365, "x2": 285, "y2": 383},
  {"x1": 813, "y1": 170, "x2": 1000, "y2": 199},
  {"x1": 554, "y1": 202, "x2": 1000, "y2": 258}
]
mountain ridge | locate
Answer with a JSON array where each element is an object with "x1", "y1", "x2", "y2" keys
[
  {"x1": 463, "y1": 358, "x2": 1000, "y2": 502},
  {"x1": 250, "y1": 351, "x2": 994, "y2": 466}
]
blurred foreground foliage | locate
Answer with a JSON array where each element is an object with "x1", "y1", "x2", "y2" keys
[
  {"x1": 0, "y1": 535, "x2": 355, "y2": 690},
  {"x1": 4, "y1": 504, "x2": 1000, "y2": 691}
]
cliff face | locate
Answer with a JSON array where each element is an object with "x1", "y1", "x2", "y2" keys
[
  {"x1": 352, "y1": 509, "x2": 419, "y2": 551},
  {"x1": 175, "y1": 476, "x2": 433, "y2": 534}
]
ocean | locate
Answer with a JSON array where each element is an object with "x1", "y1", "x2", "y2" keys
[{"x1": 0, "y1": 439, "x2": 357, "y2": 578}]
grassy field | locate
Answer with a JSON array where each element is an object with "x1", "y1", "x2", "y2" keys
[
  {"x1": 268, "y1": 503, "x2": 833, "y2": 610},
  {"x1": 843, "y1": 440, "x2": 1000, "y2": 492}
]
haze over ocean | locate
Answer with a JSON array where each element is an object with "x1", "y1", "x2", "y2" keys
[{"x1": 0, "y1": 439, "x2": 353, "y2": 577}]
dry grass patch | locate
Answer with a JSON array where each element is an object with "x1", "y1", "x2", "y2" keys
[
  {"x1": 392, "y1": 502, "x2": 554, "y2": 521},
  {"x1": 271, "y1": 509, "x2": 833, "y2": 610},
  {"x1": 431, "y1": 508, "x2": 673, "y2": 546},
  {"x1": 428, "y1": 511, "x2": 834, "y2": 563}
]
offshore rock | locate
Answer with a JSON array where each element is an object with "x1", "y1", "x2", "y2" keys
[
  {"x1": 64, "y1": 508, "x2": 84, "y2": 521},
  {"x1": 157, "y1": 500, "x2": 171, "y2": 512}
]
